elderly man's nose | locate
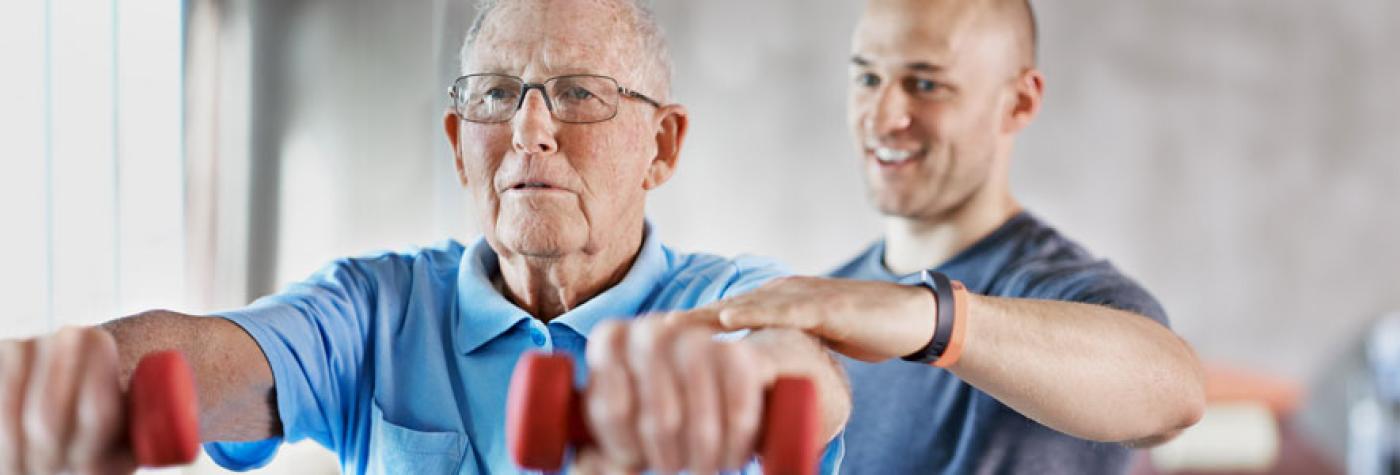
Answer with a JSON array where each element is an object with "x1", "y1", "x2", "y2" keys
[
  {"x1": 868, "y1": 87, "x2": 913, "y2": 134},
  {"x1": 512, "y1": 91, "x2": 558, "y2": 154}
]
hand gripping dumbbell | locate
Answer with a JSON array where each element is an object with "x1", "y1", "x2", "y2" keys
[
  {"x1": 126, "y1": 350, "x2": 201, "y2": 467},
  {"x1": 506, "y1": 351, "x2": 821, "y2": 475}
]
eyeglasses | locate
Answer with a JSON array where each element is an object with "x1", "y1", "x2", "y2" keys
[{"x1": 448, "y1": 73, "x2": 662, "y2": 124}]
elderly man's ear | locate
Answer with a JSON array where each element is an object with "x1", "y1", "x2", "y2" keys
[
  {"x1": 443, "y1": 109, "x2": 470, "y2": 187},
  {"x1": 642, "y1": 104, "x2": 689, "y2": 190}
]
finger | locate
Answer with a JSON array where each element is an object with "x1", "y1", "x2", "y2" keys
[
  {"x1": 23, "y1": 327, "x2": 89, "y2": 474},
  {"x1": 627, "y1": 318, "x2": 684, "y2": 473},
  {"x1": 715, "y1": 300, "x2": 813, "y2": 333},
  {"x1": 573, "y1": 447, "x2": 641, "y2": 475},
  {"x1": 716, "y1": 341, "x2": 764, "y2": 470},
  {"x1": 672, "y1": 329, "x2": 721, "y2": 474},
  {"x1": 584, "y1": 321, "x2": 644, "y2": 471},
  {"x1": 571, "y1": 447, "x2": 604, "y2": 475},
  {"x1": 75, "y1": 448, "x2": 137, "y2": 475},
  {"x1": 0, "y1": 339, "x2": 36, "y2": 475},
  {"x1": 662, "y1": 307, "x2": 723, "y2": 331},
  {"x1": 68, "y1": 331, "x2": 125, "y2": 470}
]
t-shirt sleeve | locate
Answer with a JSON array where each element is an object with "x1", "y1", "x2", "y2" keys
[
  {"x1": 1011, "y1": 261, "x2": 1170, "y2": 327},
  {"x1": 202, "y1": 258, "x2": 381, "y2": 470}
]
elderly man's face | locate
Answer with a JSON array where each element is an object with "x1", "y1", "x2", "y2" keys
[{"x1": 445, "y1": 0, "x2": 683, "y2": 261}]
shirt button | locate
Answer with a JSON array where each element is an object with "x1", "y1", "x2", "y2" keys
[{"x1": 530, "y1": 328, "x2": 547, "y2": 347}]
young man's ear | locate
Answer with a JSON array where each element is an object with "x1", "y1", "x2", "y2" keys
[
  {"x1": 443, "y1": 109, "x2": 470, "y2": 187},
  {"x1": 1003, "y1": 68, "x2": 1044, "y2": 134},
  {"x1": 643, "y1": 104, "x2": 689, "y2": 190}
]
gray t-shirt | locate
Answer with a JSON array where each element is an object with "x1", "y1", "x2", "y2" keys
[{"x1": 829, "y1": 211, "x2": 1168, "y2": 475}]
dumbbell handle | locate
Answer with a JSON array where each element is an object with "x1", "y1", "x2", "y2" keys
[
  {"x1": 506, "y1": 352, "x2": 821, "y2": 475},
  {"x1": 127, "y1": 350, "x2": 201, "y2": 467}
]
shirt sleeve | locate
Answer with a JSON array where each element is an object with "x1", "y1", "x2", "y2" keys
[
  {"x1": 717, "y1": 254, "x2": 791, "y2": 298},
  {"x1": 1011, "y1": 260, "x2": 1170, "y2": 327},
  {"x1": 202, "y1": 258, "x2": 381, "y2": 470}
]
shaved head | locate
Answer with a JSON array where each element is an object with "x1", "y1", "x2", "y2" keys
[
  {"x1": 847, "y1": 0, "x2": 1046, "y2": 220},
  {"x1": 862, "y1": 0, "x2": 1038, "y2": 73},
  {"x1": 999, "y1": 0, "x2": 1038, "y2": 68}
]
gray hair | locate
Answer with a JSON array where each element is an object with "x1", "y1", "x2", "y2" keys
[{"x1": 459, "y1": 0, "x2": 674, "y2": 98}]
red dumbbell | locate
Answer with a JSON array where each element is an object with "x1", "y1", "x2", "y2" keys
[
  {"x1": 506, "y1": 351, "x2": 821, "y2": 475},
  {"x1": 127, "y1": 350, "x2": 201, "y2": 467}
]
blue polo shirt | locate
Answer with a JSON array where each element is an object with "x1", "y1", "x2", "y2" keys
[{"x1": 203, "y1": 225, "x2": 842, "y2": 474}]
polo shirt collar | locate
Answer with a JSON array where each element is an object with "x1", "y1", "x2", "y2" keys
[{"x1": 454, "y1": 222, "x2": 670, "y2": 354}]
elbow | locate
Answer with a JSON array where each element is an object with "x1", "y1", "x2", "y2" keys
[
  {"x1": 1177, "y1": 386, "x2": 1207, "y2": 432},
  {"x1": 1122, "y1": 353, "x2": 1209, "y2": 446}
]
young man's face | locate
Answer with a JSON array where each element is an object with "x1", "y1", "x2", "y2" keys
[{"x1": 847, "y1": 0, "x2": 1026, "y2": 220}]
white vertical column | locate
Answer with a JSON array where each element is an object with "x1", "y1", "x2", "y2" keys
[
  {"x1": 49, "y1": 0, "x2": 119, "y2": 328},
  {"x1": 0, "y1": 1, "x2": 53, "y2": 339},
  {"x1": 116, "y1": 0, "x2": 186, "y2": 315}
]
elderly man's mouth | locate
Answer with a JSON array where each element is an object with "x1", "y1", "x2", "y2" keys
[{"x1": 505, "y1": 182, "x2": 571, "y2": 193}]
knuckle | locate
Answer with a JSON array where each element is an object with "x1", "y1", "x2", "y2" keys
[
  {"x1": 639, "y1": 408, "x2": 682, "y2": 443},
  {"x1": 0, "y1": 340, "x2": 32, "y2": 379},
  {"x1": 587, "y1": 322, "x2": 631, "y2": 368},
  {"x1": 21, "y1": 415, "x2": 62, "y2": 473},
  {"x1": 726, "y1": 390, "x2": 761, "y2": 437},
  {"x1": 74, "y1": 328, "x2": 114, "y2": 355},
  {"x1": 22, "y1": 401, "x2": 63, "y2": 452},
  {"x1": 690, "y1": 418, "x2": 721, "y2": 460},
  {"x1": 674, "y1": 329, "x2": 711, "y2": 358},
  {"x1": 591, "y1": 394, "x2": 631, "y2": 431},
  {"x1": 716, "y1": 307, "x2": 746, "y2": 328}
]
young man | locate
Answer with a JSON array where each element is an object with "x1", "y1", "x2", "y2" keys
[{"x1": 677, "y1": 1, "x2": 1205, "y2": 473}]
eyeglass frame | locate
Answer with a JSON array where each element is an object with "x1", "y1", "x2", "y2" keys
[{"x1": 447, "y1": 73, "x2": 663, "y2": 124}]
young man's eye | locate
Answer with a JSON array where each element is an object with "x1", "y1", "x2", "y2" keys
[{"x1": 910, "y1": 78, "x2": 940, "y2": 93}]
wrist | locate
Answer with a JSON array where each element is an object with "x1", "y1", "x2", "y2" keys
[{"x1": 900, "y1": 271, "x2": 967, "y2": 367}]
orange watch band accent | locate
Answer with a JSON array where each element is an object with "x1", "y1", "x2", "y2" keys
[{"x1": 932, "y1": 280, "x2": 969, "y2": 368}]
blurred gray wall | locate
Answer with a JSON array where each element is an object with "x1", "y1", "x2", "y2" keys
[{"x1": 231, "y1": 0, "x2": 1400, "y2": 384}]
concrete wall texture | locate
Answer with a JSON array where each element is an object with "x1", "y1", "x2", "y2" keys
[{"x1": 250, "y1": 0, "x2": 1400, "y2": 387}]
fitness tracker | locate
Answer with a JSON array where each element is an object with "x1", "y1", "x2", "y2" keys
[{"x1": 902, "y1": 270, "x2": 956, "y2": 364}]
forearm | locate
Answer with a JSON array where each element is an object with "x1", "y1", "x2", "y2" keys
[
  {"x1": 741, "y1": 328, "x2": 851, "y2": 443},
  {"x1": 949, "y1": 295, "x2": 1205, "y2": 442},
  {"x1": 101, "y1": 310, "x2": 279, "y2": 441}
]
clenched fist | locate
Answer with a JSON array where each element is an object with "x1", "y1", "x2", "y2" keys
[{"x1": 0, "y1": 327, "x2": 134, "y2": 475}]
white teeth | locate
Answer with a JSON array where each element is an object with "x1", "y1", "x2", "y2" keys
[{"x1": 874, "y1": 147, "x2": 915, "y2": 163}]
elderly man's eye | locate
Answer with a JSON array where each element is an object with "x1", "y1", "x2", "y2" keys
[
  {"x1": 855, "y1": 72, "x2": 881, "y2": 88},
  {"x1": 483, "y1": 87, "x2": 515, "y2": 101},
  {"x1": 562, "y1": 87, "x2": 596, "y2": 101}
]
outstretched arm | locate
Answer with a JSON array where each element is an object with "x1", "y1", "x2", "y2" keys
[{"x1": 674, "y1": 276, "x2": 1205, "y2": 446}]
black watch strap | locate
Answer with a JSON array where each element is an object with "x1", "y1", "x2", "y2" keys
[{"x1": 902, "y1": 270, "x2": 955, "y2": 364}]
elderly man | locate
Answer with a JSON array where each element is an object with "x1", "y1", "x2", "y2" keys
[
  {"x1": 0, "y1": 1, "x2": 848, "y2": 474},
  {"x1": 679, "y1": 0, "x2": 1206, "y2": 473}
]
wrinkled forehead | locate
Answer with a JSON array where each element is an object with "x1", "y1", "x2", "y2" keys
[{"x1": 465, "y1": 1, "x2": 642, "y2": 83}]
